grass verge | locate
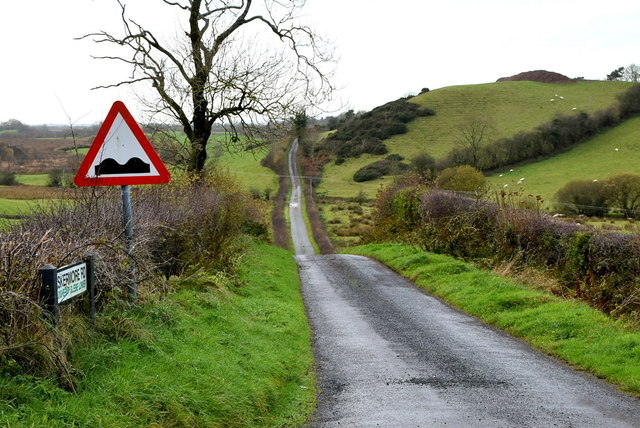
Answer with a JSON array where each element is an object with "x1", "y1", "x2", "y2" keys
[
  {"x1": 349, "y1": 243, "x2": 640, "y2": 396},
  {"x1": 0, "y1": 241, "x2": 315, "y2": 427}
]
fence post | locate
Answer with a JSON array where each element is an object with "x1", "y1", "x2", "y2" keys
[
  {"x1": 84, "y1": 254, "x2": 96, "y2": 324},
  {"x1": 39, "y1": 264, "x2": 59, "y2": 326}
]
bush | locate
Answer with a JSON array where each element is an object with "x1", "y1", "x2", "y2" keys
[
  {"x1": 554, "y1": 179, "x2": 609, "y2": 216},
  {"x1": 353, "y1": 155, "x2": 409, "y2": 182},
  {"x1": 0, "y1": 170, "x2": 17, "y2": 185},
  {"x1": 47, "y1": 169, "x2": 72, "y2": 187},
  {"x1": 411, "y1": 152, "x2": 437, "y2": 180},
  {"x1": 605, "y1": 173, "x2": 640, "y2": 218},
  {"x1": 324, "y1": 97, "x2": 435, "y2": 160},
  {"x1": 436, "y1": 165, "x2": 486, "y2": 193}
]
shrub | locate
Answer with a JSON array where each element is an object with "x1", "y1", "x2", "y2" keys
[
  {"x1": 324, "y1": 97, "x2": 435, "y2": 159},
  {"x1": 605, "y1": 173, "x2": 640, "y2": 218},
  {"x1": 411, "y1": 152, "x2": 437, "y2": 180},
  {"x1": 554, "y1": 179, "x2": 609, "y2": 216},
  {"x1": 435, "y1": 165, "x2": 486, "y2": 193},
  {"x1": 353, "y1": 155, "x2": 409, "y2": 182},
  {"x1": 0, "y1": 170, "x2": 17, "y2": 185},
  {"x1": 618, "y1": 83, "x2": 640, "y2": 117},
  {"x1": 47, "y1": 169, "x2": 72, "y2": 187}
]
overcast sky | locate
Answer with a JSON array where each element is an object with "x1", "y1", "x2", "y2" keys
[{"x1": 1, "y1": 0, "x2": 639, "y2": 125}]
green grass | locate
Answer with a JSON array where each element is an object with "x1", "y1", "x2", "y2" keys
[
  {"x1": 0, "y1": 198, "x2": 49, "y2": 216},
  {"x1": 65, "y1": 147, "x2": 90, "y2": 155},
  {"x1": 319, "y1": 80, "x2": 632, "y2": 198},
  {"x1": 16, "y1": 174, "x2": 49, "y2": 186},
  {"x1": 349, "y1": 243, "x2": 640, "y2": 396},
  {"x1": 0, "y1": 241, "x2": 315, "y2": 427},
  {"x1": 486, "y1": 116, "x2": 640, "y2": 208},
  {"x1": 214, "y1": 148, "x2": 279, "y2": 196},
  {"x1": 156, "y1": 131, "x2": 279, "y2": 195}
]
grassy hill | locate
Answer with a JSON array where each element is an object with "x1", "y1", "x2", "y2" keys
[
  {"x1": 319, "y1": 80, "x2": 633, "y2": 198},
  {"x1": 486, "y1": 116, "x2": 640, "y2": 208}
]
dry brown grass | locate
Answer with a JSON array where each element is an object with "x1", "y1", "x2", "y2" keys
[
  {"x1": 493, "y1": 259, "x2": 565, "y2": 297},
  {"x1": 318, "y1": 195, "x2": 374, "y2": 249},
  {"x1": 0, "y1": 185, "x2": 68, "y2": 200},
  {"x1": 0, "y1": 137, "x2": 92, "y2": 173}
]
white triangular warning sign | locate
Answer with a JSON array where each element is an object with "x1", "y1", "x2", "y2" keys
[{"x1": 74, "y1": 101, "x2": 170, "y2": 186}]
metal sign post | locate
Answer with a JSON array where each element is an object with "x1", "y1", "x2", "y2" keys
[{"x1": 121, "y1": 185, "x2": 137, "y2": 302}]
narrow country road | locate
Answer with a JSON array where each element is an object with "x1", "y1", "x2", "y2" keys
[
  {"x1": 289, "y1": 139, "x2": 314, "y2": 256},
  {"x1": 287, "y1": 142, "x2": 640, "y2": 427}
]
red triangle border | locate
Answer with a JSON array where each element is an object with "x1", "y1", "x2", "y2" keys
[{"x1": 74, "y1": 101, "x2": 171, "y2": 186}]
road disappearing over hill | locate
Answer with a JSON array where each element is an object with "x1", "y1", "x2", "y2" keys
[
  {"x1": 287, "y1": 141, "x2": 640, "y2": 427},
  {"x1": 289, "y1": 139, "x2": 315, "y2": 256}
]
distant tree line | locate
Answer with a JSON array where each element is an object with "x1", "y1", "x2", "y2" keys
[
  {"x1": 607, "y1": 64, "x2": 640, "y2": 82},
  {"x1": 0, "y1": 119, "x2": 101, "y2": 139},
  {"x1": 555, "y1": 173, "x2": 640, "y2": 218},
  {"x1": 440, "y1": 83, "x2": 640, "y2": 172}
]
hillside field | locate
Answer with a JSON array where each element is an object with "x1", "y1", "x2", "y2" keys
[
  {"x1": 319, "y1": 80, "x2": 633, "y2": 198},
  {"x1": 486, "y1": 116, "x2": 640, "y2": 207}
]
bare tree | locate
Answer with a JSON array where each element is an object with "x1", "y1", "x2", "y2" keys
[
  {"x1": 80, "y1": 0, "x2": 334, "y2": 173},
  {"x1": 623, "y1": 64, "x2": 640, "y2": 83},
  {"x1": 455, "y1": 114, "x2": 494, "y2": 169}
]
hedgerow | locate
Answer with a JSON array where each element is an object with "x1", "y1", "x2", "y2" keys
[
  {"x1": 368, "y1": 183, "x2": 640, "y2": 318},
  {"x1": 0, "y1": 171, "x2": 267, "y2": 388}
]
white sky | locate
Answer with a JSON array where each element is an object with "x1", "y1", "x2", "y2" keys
[{"x1": 1, "y1": 0, "x2": 639, "y2": 125}]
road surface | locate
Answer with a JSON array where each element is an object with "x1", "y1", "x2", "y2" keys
[
  {"x1": 287, "y1": 140, "x2": 640, "y2": 427},
  {"x1": 289, "y1": 139, "x2": 314, "y2": 256}
]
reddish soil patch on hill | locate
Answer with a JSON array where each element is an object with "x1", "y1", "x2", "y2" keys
[{"x1": 497, "y1": 70, "x2": 576, "y2": 84}]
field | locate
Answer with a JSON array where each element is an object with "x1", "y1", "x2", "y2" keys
[
  {"x1": 213, "y1": 147, "x2": 280, "y2": 196},
  {"x1": 486, "y1": 116, "x2": 640, "y2": 208},
  {"x1": 0, "y1": 130, "x2": 278, "y2": 222},
  {"x1": 318, "y1": 80, "x2": 633, "y2": 199},
  {"x1": 16, "y1": 173, "x2": 49, "y2": 186},
  {"x1": 316, "y1": 195, "x2": 374, "y2": 248},
  {"x1": 0, "y1": 137, "x2": 90, "y2": 173}
]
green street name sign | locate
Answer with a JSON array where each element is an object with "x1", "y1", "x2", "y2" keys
[{"x1": 57, "y1": 262, "x2": 87, "y2": 304}]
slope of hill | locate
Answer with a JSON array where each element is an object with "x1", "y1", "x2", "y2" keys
[
  {"x1": 318, "y1": 80, "x2": 632, "y2": 198},
  {"x1": 486, "y1": 116, "x2": 640, "y2": 207}
]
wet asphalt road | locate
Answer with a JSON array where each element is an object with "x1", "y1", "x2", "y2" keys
[
  {"x1": 289, "y1": 139, "x2": 314, "y2": 256},
  {"x1": 287, "y1": 141, "x2": 640, "y2": 427}
]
